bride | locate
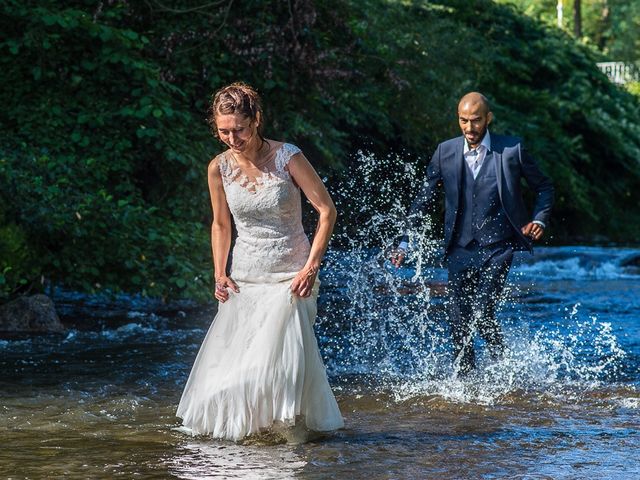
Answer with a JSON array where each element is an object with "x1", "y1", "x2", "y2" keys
[{"x1": 176, "y1": 82, "x2": 344, "y2": 441}]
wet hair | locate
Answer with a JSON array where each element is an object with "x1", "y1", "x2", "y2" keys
[{"x1": 208, "y1": 82, "x2": 264, "y2": 138}]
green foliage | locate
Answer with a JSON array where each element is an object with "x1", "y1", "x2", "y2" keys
[
  {"x1": 627, "y1": 81, "x2": 640, "y2": 97},
  {"x1": 0, "y1": 1, "x2": 212, "y2": 300},
  {"x1": 603, "y1": 1, "x2": 640, "y2": 61},
  {"x1": 0, "y1": 219, "x2": 41, "y2": 301},
  {"x1": 1, "y1": 0, "x2": 639, "y2": 302},
  {"x1": 495, "y1": 0, "x2": 640, "y2": 61}
]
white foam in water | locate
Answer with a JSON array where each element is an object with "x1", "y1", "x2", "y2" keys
[
  {"x1": 0, "y1": 338, "x2": 32, "y2": 349},
  {"x1": 616, "y1": 398, "x2": 640, "y2": 409},
  {"x1": 321, "y1": 151, "x2": 628, "y2": 405},
  {"x1": 515, "y1": 257, "x2": 625, "y2": 280},
  {"x1": 64, "y1": 330, "x2": 78, "y2": 341},
  {"x1": 513, "y1": 247, "x2": 640, "y2": 281},
  {"x1": 85, "y1": 322, "x2": 161, "y2": 341}
]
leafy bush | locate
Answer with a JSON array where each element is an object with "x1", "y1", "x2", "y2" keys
[
  {"x1": 0, "y1": 219, "x2": 41, "y2": 300},
  {"x1": 0, "y1": 2, "x2": 212, "y2": 300}
]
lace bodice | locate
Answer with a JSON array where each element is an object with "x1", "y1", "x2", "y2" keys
[{"x1": 219, "y1": 143, "x2": 310, "y2": 283}]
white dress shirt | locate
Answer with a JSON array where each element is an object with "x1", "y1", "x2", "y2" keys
[{"x1": 464, "y1": 130, "x2": 492, "y2": 179}]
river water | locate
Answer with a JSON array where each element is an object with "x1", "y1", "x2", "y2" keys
[
  {"x1": 2, "y1": 153, "x2": 640, "y2": 478},
  {"x1": 1, "y1": 245, "x2": 639, "y2": 479}
]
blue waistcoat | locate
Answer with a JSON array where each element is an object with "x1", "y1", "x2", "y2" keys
[{"x1": 453, "y1": 152, "x2": 515, "y2": 247}]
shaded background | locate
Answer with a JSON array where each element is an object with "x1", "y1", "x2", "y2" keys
[{"x1": 1, "y1": 0, "x2": 639, "y2": 302}]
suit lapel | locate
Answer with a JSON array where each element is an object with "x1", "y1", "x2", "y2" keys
[
  {"x1": 492, "y1": 152, "x2": 502, "y2": 200},
  {"x1": 491, "y1": 135, "x2": 503, "y2": 200},
  {"x1": 454, "y1": 136, "x2": 464, "y2": 193}
]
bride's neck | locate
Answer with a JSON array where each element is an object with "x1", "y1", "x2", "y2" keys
[{"x1": 235, "y1": 139, "x2": 269, "y2": 166}]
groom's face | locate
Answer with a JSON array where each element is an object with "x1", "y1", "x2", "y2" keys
[{"x1": 458, "y1": 102, "x2": 492, "y2": 148}]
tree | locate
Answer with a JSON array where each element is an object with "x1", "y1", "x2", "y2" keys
[{"x1": 495, "y1": 0, "x2": 640, "y2": 61}]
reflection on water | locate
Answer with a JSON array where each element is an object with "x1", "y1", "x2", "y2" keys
[
  {"x1": 167, "y1": 442, "x2": 306, "y2": 479},
  {"x1": 1, "y1": 153, "x2": 640, "y2": 478}
]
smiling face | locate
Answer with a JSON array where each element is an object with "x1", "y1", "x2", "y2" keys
[
  {"x1": 209, "y1": 82, "x2": 264, "y2": 153},
  {"x1": 215, "y1": 113, "x2": 260, "y2": 153},
  {"x1": 457, "y1": 93, "x2": 493, "y2": 148}
]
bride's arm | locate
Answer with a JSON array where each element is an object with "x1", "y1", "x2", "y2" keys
[
  {"x1": 208, "y1": 157, "x2": 238, "y2": 302},
  {"x1": 288, "y1": 152, "x2": 337, "y2": 297}
]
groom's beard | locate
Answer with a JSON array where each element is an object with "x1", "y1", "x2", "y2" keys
[{"x1": 464, "y1": 127, "x2": 486, "y2": 147}]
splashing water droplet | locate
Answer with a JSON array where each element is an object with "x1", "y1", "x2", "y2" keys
[{"x1": 317, "y1": 151, "x2": 627, "y2": 405}]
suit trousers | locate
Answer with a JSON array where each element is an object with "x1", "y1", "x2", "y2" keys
[{"x1": 446, "y1": 240, "x2": 514, "y2": 374}]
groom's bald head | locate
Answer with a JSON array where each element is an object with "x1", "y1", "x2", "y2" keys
[{"x1": 458, "y1": 92, "x2": 491, "y2": 115}]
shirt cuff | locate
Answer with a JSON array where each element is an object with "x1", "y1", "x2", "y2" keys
[
  {"x1": 398, "y1": 241, "x2": 409, "y2": 251},
  {"x1": 532, "y1": 220, "x2": 546, "y2": 229}
]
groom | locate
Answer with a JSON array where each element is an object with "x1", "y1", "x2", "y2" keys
[{"x1": 392, "y1": 92, "x2": 554, "y2": 375}]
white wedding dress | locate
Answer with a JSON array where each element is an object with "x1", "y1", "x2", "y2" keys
[{"x1": 176, "y1": 143, "x2": 343, "y2": 441}]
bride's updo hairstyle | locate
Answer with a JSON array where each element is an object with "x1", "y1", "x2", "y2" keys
[{"x1": 209, "y1": 82, "x2": 264, "y2": 139}]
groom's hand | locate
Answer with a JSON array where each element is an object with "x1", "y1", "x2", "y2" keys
[
  {"x1": 521, "y1": 222, "x2": 544, "y2": 241},
  {"x1": 390, "y1": 249, "x2": 406, "y2": 267}
]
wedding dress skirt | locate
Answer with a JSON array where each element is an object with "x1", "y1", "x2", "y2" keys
[
  {"x1": 176, "y1": 143, "x2": 343, "y2": 441},
  {"x1": 176, "y1": 281, "x2": 343, "y2": 440}
]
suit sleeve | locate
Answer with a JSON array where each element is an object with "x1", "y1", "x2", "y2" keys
[
  {"x1": 400, "y1": 145, "x2": 443, "y2": 246},
  {"x1": 519, "y1": 143, "x2": 554, "y2": 226}
]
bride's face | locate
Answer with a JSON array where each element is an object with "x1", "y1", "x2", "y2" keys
[{"x1": 216, "y1": 113, "x2": 259, "y2": 153}]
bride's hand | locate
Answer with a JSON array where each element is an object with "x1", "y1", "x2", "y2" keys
[
  {"x1": 214, "y1": 275, "x2": 239, "y2": 303},
  {"x1": 290, "y1": 265, "x2": 318, "y2": 298}
]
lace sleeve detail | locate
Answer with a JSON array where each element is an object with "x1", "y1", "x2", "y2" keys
[
  {"x1": 275, "y1": 143, "x2": 301, "y2": 172},
  {"x1": 217, "y1": 152, "x2": 238, "y2": 186}
]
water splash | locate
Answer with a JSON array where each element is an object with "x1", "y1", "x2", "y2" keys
[
  {"x1": 319, "y1": 151, "x2": 628, "y2": 404},
  {"x1": 321, "y1": 151, "x2": 445, "y2": 377}
]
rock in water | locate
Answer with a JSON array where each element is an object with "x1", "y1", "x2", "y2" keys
[
  {"x1": 0, "y1": 294, "x2": 64, "y2": 332},
  {"x1": 621, "y1": 254, "x2": 640, "y2": 272}
]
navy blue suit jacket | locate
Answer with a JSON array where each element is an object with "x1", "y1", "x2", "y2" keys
[{"x1": 408, "y1": 134, "x2": 554, "y2": 252}]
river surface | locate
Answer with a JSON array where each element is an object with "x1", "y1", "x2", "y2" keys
[{"x1": 1, "y1": 245, "x2": 639, "y2": 479}]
